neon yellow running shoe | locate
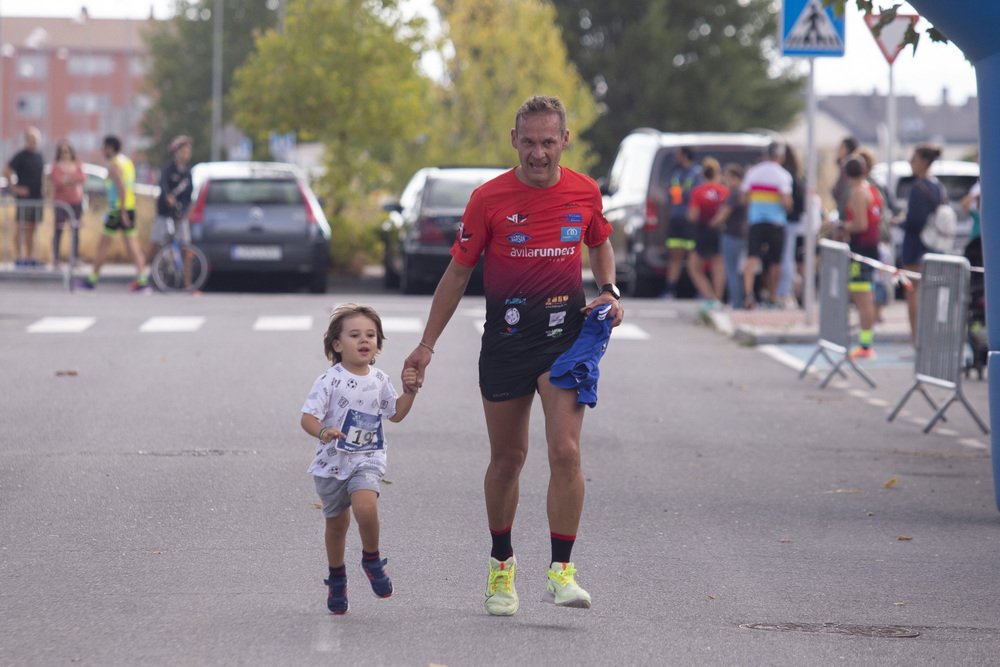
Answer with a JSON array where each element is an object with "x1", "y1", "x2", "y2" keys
[
  {"x1": 484, "y1": 556, "x2": 518, "y2": 616},
  {"x1": 544, "y1": 562, "x2": 592, "y2": 609}
]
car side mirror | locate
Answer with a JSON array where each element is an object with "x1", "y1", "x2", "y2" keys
[
  {"x1": 383, "y1": 201, "x2": 402, "y2": 213},
  {"x1": 596, "y1": 177, "x2": 611, "y2": 196}
]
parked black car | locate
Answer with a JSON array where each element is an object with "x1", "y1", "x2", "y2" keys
[
  {"x1": 381, "y1": 166, "x2": 506, "y2": 294},
  {"x1": 187, "y1": 162, "x2": 331, "y2": 292}
]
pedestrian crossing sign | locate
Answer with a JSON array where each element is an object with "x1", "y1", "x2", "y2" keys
[{"x1": 781, "y1": 0, "x2": 846, "y2": 57}]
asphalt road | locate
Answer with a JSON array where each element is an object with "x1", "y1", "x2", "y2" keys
[{"x1": 1, "y1": 280, "x2": 998, "y2": 666}]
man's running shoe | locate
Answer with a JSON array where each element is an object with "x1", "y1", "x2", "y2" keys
[
  {"x1": 484, "y1": 555, "x2": 518, "y2": 616},
  {"x1": 75, "y1": 277, "x2": 97, "y2": 290},
  {"x1": 544, "y1": 562, "x2": 592, "y2": 609},
  {"x1": 850, "y1": 346, "x2": 876, "y2": 361},
  {"x1": 129, "y1": 279, "x2": 151, "y2": 293},
  {"x1": 359, "y1": 557, "x2": 393, "y2": 598},
  {"x1": 324, "y1": 576, "x2": 348, "y2": 615}
]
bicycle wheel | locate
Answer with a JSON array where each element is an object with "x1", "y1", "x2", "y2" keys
[{"x1": 151, "y1": 243, "x2": 209, "y2": 292}]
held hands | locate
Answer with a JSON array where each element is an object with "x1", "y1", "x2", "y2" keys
[{"x1": 402, "y1": 344, "x2": 433, "y2": 394}]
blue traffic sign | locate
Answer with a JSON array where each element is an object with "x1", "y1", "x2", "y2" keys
[{"x1": 782, "y1": 0, "x2": 846, "y2": 57}]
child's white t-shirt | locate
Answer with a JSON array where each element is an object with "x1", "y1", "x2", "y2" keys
[{"x1": 301, "y1": 363, "x2": 398, "y2": 480}]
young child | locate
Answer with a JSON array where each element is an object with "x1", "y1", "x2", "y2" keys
[{"x1": 300, "y1": 303, "x2": 418, "y2": 615}]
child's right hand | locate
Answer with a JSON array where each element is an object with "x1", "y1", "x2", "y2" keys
[{"x1": 319, "y1": 427, "x2": 343, "y2": 443}]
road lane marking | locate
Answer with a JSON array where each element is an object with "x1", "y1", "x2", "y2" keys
[
  {"x1": 27, "y1": 317, "x2": 96, "y2": 333},
  {"x1": 139, "y1": 316, "x2": 205, "y2": 332},
  {"x1": 253, "y1": 316, "x2": 313, "y2": 331},
  {"x1": 380, "y1": 316, "x2": 423, "y2": 333}
]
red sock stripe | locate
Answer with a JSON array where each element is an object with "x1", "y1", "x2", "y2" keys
[
  {"x1": 550, "y1": 532, "x2": 576, "y2": 541},
  {"x1": 490, "y1": 525, "x2": 513, "y2": 536}
]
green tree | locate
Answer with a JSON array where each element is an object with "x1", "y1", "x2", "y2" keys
[
  {"x1": 140, "y1": 0, "x2": 279, "y2": 165},
  {"x1": 429, "y1": 0, "x2": 601, "y2": 173},
  {"x1": 825, "y1": 1, "x2": 948, "y2": 49},
  {"x1": 229, "y1": 0, "x2": 434, "y2": 270},
  {"x1": 551, "y1": 0, "x2": 805, "y2": 177}
]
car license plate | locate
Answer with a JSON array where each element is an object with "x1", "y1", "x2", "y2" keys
[{"x1": 231, "y1": 245, "x2": 282, "y2": 261}]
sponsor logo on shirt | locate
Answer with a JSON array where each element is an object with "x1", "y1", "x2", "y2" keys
[
  {"x1": 505, "y1": 308, "x2": 520, "y2": 325},
  {"x1": 506, "y1": 232, "x2": 531, "y2": 245},
  {"x1": 560, "y1": 226, "x2": 581, "y2": 242},
  {"x1": 509, "y1": 246, "x2": 576, "y2": 258},
  {"x1": 505, "y1": 297, "x2": 527, "y2": 305},
  {"x1": 546, "y1": 295, "x2": 569, "y2": 308},
  {"x1": 506, "y1": 213, "x2": 528, "y2": 225},
  {"x1": 549, "y1": 311, "x2": 566, "y2": 326},
  {"x1": 560, "y1": 213, "x2": 583, "y2": 224},
  {"x1": 458, "y1": 223, "x2": 473, "y2": 242},
  {"x1": 546, "y1": 328, "x2": 564, "y2": 338}
]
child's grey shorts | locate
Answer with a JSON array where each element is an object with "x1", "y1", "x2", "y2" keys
[{"x1": 314, "y1": 466, "x2": 383, "y2": 518}]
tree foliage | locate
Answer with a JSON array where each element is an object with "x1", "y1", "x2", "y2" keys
[
  {"x1": 429, "y1": 0, "x2": 601, "y2": 173},
  {"x1": 229, "y1": 0, "x2": 434, "y2": 270},
  {"x1": 140, "y1": 0, "x2": 278, "y2": 165},
  {"x1": 551, "y1": 0, "x2": 805, "y2": 177},
  {"x1": 825, "y1": 1, "x2": 949, "y2": 50}
]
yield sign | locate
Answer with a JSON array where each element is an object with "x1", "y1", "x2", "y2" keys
[{"x1": 865, "y1": 13, "x2": 919, "y2": 65}]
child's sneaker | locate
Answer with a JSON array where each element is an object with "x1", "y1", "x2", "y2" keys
[
  {"x1": 324, "y1": 576, "x2": 348, "y2": 615},
  {"x1": 359, "y1": 557, "x2": 393, "y2": 598}
]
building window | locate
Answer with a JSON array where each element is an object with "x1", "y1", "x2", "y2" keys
[
  {"x1": 67, "y1": 93, "x2": 112, "y2": 114},
  {"x1": 67, "y1": 131, "x2": 101, "y2": 154},
  {"x1": 67, "y1": 55, "x2": 115, "y2": 76},
  {"x1": 17, "y1": 54, "x2": 48, "y2": 79},
  {"x1": 17, "y1": 94, "x2": 47, "y2": 117},
  {"x1": 129, "y1": 56, "x2": 149, "y2": 77}
]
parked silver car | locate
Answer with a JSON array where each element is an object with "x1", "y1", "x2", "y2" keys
[
  {"x1": 381, "y1": 166, "x2": 506, "y2": 294},
  {"x1": 187, "y1": 162, "x2": 331, "y2": 292},
  {"x1": 600, "y1": 129, "x2": 773, "y2": 297}
]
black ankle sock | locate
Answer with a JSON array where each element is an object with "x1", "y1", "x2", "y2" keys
[
  {"x1": 362, "y1": 549, "x2": 380, "y2": 562},
  {"x1": 329, "y1": 565, "x2": 346, "y2": 579},
  {"x1": 490, "y1": 526, "x2": 513, "y2": 561},
  {"x1": 550, "y1": 533, "x2": 576, "y2": 564}
]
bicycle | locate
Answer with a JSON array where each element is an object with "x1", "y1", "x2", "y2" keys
[{"x1": 149, "y1": 215, "x2": 209, "y2": 292}]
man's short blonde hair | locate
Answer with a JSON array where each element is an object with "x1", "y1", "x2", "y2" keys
[{"x1": 515, "y1": 95, "x2": 566, "y2": 132}]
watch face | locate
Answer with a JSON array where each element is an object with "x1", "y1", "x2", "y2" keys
[{"x1": 601, "y1": 284, "x2": 620, "y2": 299}]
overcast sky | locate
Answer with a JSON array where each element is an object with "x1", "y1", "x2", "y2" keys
[{"x1": 0, "y1": 0, "x2": 978, "y2": 106}]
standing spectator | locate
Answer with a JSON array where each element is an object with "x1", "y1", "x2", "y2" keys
[
  {"x1": 711, "y1": 163, "x2": 748, "y2": 308},
  {"x1": 899, "y1": 143, "x2": 944, "y2": 344},
  {"x1": 831, "y1": 135, "x2": 860, "y2": 223},
  {"x1": 75, "y1": 135, "x2": 149, "y2": 292},
  {"x1": 777, "y1": 145, "x2": 806, "y2": 309},
  {"x1": 146, "y1": 135, "x2": 194, "y2": 270},
  {"x1": 403, "y1": 95, "x2": 623, "y2": 617},
  {"x1": 740, "y1": 142, "x2": 793, "y2": 309},
  {"x1": 855, "y1": 146, "x2": 896, "y2": 321},
  {"x1": 841, "y1": 156, "x2": 883, "y2": 360},
  {"x1": 3, "y1": 127, "x2": 45, "y2": 268},
  {"x1": 49, "y1": 140, "x2": 86, "y2": 270},
  {"x1": 662, "y1": 146, "x2": 701, "y2": 298},
  {"x1": 686, "y1": 157, "x2": 728, "y2": 312}
]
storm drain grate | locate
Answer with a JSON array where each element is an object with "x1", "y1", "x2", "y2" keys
[
  {"x1": 740, "y1": 623, "x2": 920, "y2": 638},
  {"x1": 138, "y1": 449, "x2": 257, "y2": 457}
]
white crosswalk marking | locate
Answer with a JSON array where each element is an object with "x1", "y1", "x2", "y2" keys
[
  {"x1": 611, "y1": 323, "x2": 650, "y2": 340},
  {"x1": 380, "y1": 317, "x2": 423, "y2": 333},
  {"x1": 253, "y1": 316, "x2": 314, "y2": 331},
  {"x1": 139, "y1": 316, "x2": 205, "y2": 333},
  {"x1": 27, "y1": 317, "x2": 96, "y2": 333}
]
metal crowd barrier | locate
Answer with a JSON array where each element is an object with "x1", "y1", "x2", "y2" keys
[
  {"x1": 887, "y1": 253, "x2": 989, "y2": 434},
  {"x1": 799, "y1": 239, "x2": 876, "y2": 388},
  {"x1": 0, "y1": 196, "x2": 80, "y2": 292}
]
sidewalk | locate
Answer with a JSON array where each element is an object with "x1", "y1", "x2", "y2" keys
[{"x1": 707, "y1": 299, "x2": 913, "y2": 346}]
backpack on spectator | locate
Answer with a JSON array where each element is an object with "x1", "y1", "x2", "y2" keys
[{"x1": 918, "y1": 179, "x2": 957, "y2": 253}]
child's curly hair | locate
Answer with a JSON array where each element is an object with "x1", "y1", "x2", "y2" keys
[{"x1": 323, "y1": 303, "x2": 386, "y2": 365}]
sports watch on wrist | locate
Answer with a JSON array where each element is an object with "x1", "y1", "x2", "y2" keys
[{"x1": 598, "y1": 283, "x2": 621, "y2": 300}]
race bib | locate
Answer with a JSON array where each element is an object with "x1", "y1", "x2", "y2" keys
[{"x1": 335, "y1": 409, "x2": 385, "y2": 453}]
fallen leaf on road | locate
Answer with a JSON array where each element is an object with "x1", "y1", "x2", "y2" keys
[
  {"x1": 708, "y1": 595, "x2": 715, "y2": 599},
  {"x1": 779, "y1": 539, "x2": 792, "y2": 543},
  {"x1": 55, "y1": 369, "x2": 78, "y2": 376},
  {"x1": 382, "y1": 478, "x2": 393, "y2": 484},
  {"x1": 824, "y1": 489, "x2": 860, "y2": 494},
  {"x1": 893, "y1": 602, "x2": 905, "y2": 606},
  {"x1": 312, "y1": 503, "x2": 322, "y2": 509},
  {"x1": 151, "y1": 551, "x2": 162, "y2": 554},
  {"x1": 898, "y1": 535, "x2": 913, "y2": 541},
  {"x1": 882, "y1": 477, "x2": 899, "y2": 488}
]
